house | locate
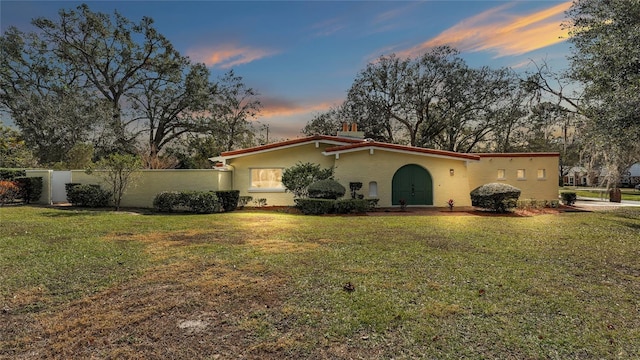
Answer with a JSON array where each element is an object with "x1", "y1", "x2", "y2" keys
[
  {"x1": 210, "y1": 127, "x2": 559, "y2": 207},
  {"x1": 622, "y1": 163, "x2": 640, "y2": 187},
  {"x1": 563, "y1": 166, "x2": 592, "y2": 187}
]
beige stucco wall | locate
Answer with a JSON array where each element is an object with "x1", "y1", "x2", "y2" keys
[
  {"x1": 25, "y1": 170, "x2": 52, "y2": 205},
  {"x1": 467, "y1": 155, "x2": 559, "y2": 202},
  {"x1": 332, "y1": 149, "x2": 474, "y2": 207},
  {"x1": 227, "y1": 142, "x2": 336, "y2": 206},
  {"x1": 71, "y1": 169, "x2": 224, "y2": 208}
]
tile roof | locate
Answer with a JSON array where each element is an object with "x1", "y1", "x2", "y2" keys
[
  {"x1": 323, "y1": 141, "x2": 481, "y2": 161},
  {"x1": 473, "y1": 152, "x2": 560, "y2": 158},
  {"x1": 215, "y1": 135, "x2": 364, "y2": 159}
]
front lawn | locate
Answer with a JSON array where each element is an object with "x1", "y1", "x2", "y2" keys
[{"x1": 1, "y1": 206, "x2": 639, "y2": 358}]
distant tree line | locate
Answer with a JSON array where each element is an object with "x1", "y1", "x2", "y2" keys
[
  {"x1": 2, "y1": 0, "x2": 639, "y2": 189},
  {"x1": 1, "y1": 4, "x2": 262, "y2": 169},
  {"x1": 305, "y1": 0, "x2": 640, "y2": 189}
]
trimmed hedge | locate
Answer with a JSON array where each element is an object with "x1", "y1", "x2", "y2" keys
[
  {"x1": 308, "y1": 179, "x2": 346, "y2": 200},
  {"x1": 66, "y1": 184, "x2": 111, "y2": 207},
  {"x1": 294, "y1": 198, "x2": 335, "y2": 215},
  {"x1": 215, "y1": 190, "x2": 240, "y2": 212},
  {"x1": 295, "y1": 198, "x2": 379, "y2": 215},
  {"x1": 153, "y1": 191, "x2": 222, "y2": 214},
  {"x1": 334, "y1": 198, "x2": 371, "y2": 214},
  {"x1": 0, "y1": 169, "x2": 26, "y2": 181},
  {"x1": 470, "y1": 183, "x2": 521, "y2": 212}
]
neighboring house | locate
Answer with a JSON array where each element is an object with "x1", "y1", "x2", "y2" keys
[
  {"x1": 563, "y1": 163, "x2": 639, "y2": 188},
  {"x1": 563, "y1": 166, "x2": 592, "y2": 187},
  {"x1": 622, "y1": 163, "x2": 640, "y2": 187},
  {"x1": 210, "y1": 127, "x2": 559, "y2": 207}
]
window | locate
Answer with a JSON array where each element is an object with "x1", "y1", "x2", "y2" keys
[
  {"x1": 497, "y1": 169, "x2": 506, "y2": 180},
  {"x1": 250, "y1": 168, "x2": 284, "y2": 191},
  {"x1": 517, "y1": 169, "x2": 526, "y2": 180},
  {"x1": 537, "y1": 169, "x2": 546, "y2": 180},
  {"x1": 368, "y1": 181, "x2": 378, "y2": 197}
]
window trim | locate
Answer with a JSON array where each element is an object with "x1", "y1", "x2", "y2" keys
[
  {"x1": 516, "y1": 169, "x2": 526, "y2": 180},
  {"x1": 497, "y1": 169, "x2": 506, "y2": 180}
]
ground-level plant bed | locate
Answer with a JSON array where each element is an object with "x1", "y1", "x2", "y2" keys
[{"x1": 1, "y1": 206, "x2": 639, "y2": 359}]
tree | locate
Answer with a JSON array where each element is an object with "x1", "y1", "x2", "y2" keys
[
  {"x1": 130, "y1": 62, "x2": 212, "y2": 161},
  {"x1": 204, "y1": 70, "x2": 262, "y2": 153},
  {"x1": 0, "y1": 27, "x2": 107, "y2": 164},
  {"x1": 31, "y1": 4, "x2": 187, "y2": 153},
  {"x1": 302, "y1": 107, "x2": 344, "y2": 136},
  {"x1": 281, "y1": 162, "x2": 334, "y2": 198},
  {"x1": 335, "y1": 46, "x2": 524, "y2": 151},
  {"x1": 89, "y1": 154, "x2": 142, "y2": 211},
  {"x1": 0, "y1": 125, "x2": 38, "y2": 168},
  {"x1": 65, "y1": 143, "x2": 95, "y2": 170},
  {"x1": 565, "y1": 0, "x2": 640, "y2": 187}
]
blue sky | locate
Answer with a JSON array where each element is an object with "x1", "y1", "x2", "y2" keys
[{"x1": 1, "y1": 1, "x2": 572, "y2": 140}]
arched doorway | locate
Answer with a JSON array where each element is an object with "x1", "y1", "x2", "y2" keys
[{"x1": 392, "y1": 164, "x2": 433, "y2": 205}]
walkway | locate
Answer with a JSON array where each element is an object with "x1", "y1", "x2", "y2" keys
[{"x1": 572, "y1": 196, "x2": 640, "y2": 211}]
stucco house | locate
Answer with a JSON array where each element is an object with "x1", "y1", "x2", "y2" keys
[{"x1": 210, "y1": 128, "x2": 559, "y2": 208}]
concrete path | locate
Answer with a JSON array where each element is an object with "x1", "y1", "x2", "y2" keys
[{"x1": 572, "y1": 196, "x2": 640, "y2": 211}]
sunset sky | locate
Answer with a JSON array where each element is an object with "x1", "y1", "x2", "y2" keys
[{"x1": 1, "y1": 1, "x2": 573, "y2": 140}]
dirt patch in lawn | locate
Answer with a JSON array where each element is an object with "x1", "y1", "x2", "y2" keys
[{"x1": 3, "y1": 258, "x2": 294, "y2": 359}]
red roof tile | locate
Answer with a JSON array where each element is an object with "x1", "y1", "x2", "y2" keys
[
  {"x1": 324, "y1": 141, "x2": 481, "y2": 161},
  {"x1": 474, "y1": 152, "x2": 560, "y2": 158},
  {"x1": 218, "y1": 135, "x2": 364, "y2": 158}
]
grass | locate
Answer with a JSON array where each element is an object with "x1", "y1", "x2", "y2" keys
[{"x1": 1, "y1": 206, "x2": 640, "y2": 359}]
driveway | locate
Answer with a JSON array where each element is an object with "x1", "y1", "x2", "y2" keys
[{"x1": 572, "y1": 196, "x2": 640, "y2": 211}]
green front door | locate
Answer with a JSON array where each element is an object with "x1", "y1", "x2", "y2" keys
[{"x1": 392, "y1": 164, "x2": 433, "y2": 205}]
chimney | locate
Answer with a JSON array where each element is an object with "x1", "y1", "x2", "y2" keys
[{"x1": 337, "y1": 122, "x2": 364, "y2": 139}]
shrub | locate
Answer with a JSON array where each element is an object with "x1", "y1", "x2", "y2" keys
[
  {"x1": 153, "y1": 191, "x2": 221, "y2": 214},
  {"x1": 238, "y1": 196, "x2": 253, "y2": 209},
  {"x1": 253, "y1": 198, "x2": 267, "y2": 207},
  {"x1": 0, "y1": 180, "x2": 20, "y2": 205},
  {"x1": 282, "y1": 162, "x2": 334, "y2": 198},
  {"x1": 561, "y1": 192, "x2": 577, "y2": 206},
  {"x1": 294, "y1": 198, "x2": 335, "y2": 215},
  {"x1": 65, "y1": 183, "x2": 81, "y2": 197},
  {"x1": 153, "y1": 191, "x2": 182, "y2": 212},
  {"x1": 470, "y1": 183, "x2": 521, "y2": 212},
  {"x1": 66, "y1": 184, "x2": 111, "y2": 207},
  {"x1": 0, "y1": 169, "x2": 26, "y2": 181},
  {"x1": 349, "y1": 182, "x2": 363, "y2": 199},
  {"x1": 182, "y1": 191, "x2": 221, "y2": 214},
  {"x1": 14, "y1": 177, "x2": 43, "y2": 203},
  {"x1": 308, "y1": 179, "x2": 346, "y2": 200},
  {"x1": 334, "y1": 198, "x2": 370, "y2": 214},
  {"x1": 215, "y1": 190, "x2": 240, "y2": 212},
  {"x1": 366, "y1": 198, "x2": 379, "y2": 210}
]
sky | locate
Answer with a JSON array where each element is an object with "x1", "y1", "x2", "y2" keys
[{"x1": 1, "y1": 0, "x2": 573, "y2": 141}]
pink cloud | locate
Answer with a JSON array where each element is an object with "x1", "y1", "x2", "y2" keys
[
  {"x1": 187, "y1": 44, "x2": 278, "y2": 68},
  {"x1": 259, "y1": 97, "x2": 337, "y2": 119},
  {"x1": 396, "y1": 1, "x2": 572, "y2": 59}
]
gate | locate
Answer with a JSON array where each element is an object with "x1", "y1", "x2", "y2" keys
[{"x1": 51, "y1": 171, "x2": 72, "y2": 203}]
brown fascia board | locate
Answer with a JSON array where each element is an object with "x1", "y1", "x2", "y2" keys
[
  {"x1": 323, "y1": 141, "x2": 481, "y2": 161},
  {"x1": 215, "y1": 135, "x2": 364, "y2": 159},
  {"x1": 474, "y1": 152, "x2": 561, "y2": 158}
]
